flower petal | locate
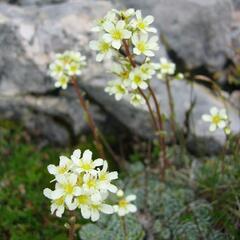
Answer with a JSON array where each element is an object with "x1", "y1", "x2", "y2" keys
[
  {"x1": 108, "y1": 171, "x2": 118, "y2": 180},
  {"x1": 82, "y1": 150, "x2": 92, "y2": 163},
  {"x1": 127, "y1": 204, "x2": 137, "y2": 213},
  {"x1": 47, "y1": 164, "x2": 57, "y2": 175},
  {"x1": 51, "y1": 189, "x2": 64, "y2": 199},
  {"x1": 81, "y1": 205, "x2": 91, "y2": 219},
  {"x1": 100, "y1": 204, "x2": 114, "y2": 214},
  {"x1": 43, "y1": 188, "x2": 52, "y2": 199},
  {"x1": 93, "y1": 158, "x2": 104, "y2": 167},
  {"x1": 91, "y1": 209, "x2": 100, "y2": 222},
  {"x1": 126, "y1": 194, "x2": 136, "y2": 202},
  {"x1": 202, "y1": 114, "x2": 211, "y2": 122}
]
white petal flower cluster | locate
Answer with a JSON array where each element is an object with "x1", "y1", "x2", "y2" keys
[
  {"x1": 90, "y1": 9, "x2": 160, "y2": 107},
  {"x1": 49, "y1": 51, "x2": 86, "y2": 89},
  {"x1": 43, "y1": 149, "x2": 118, "y2": 221},
  {"x1": 202, "y1": 107, "x2": 230, "y2": 132},
  {"x1": 114, "y1": 190, "x2": 137, "y2": 216}
]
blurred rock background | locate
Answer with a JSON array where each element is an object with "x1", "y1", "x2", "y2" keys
[{"x1": 0, "y1": 0, "x2": 239, "y2": 154}]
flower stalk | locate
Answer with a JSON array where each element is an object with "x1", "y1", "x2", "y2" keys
[
  {"x1": 68, "y1": 215, "x2": 76, "y2": 240},
  {"x1": 71, "y1": 76, "x2": 105, "y2": 159},
  {"x1": 148, "y1": 84, "x2": 169, "y2": 172},
  {"x1": 165, "y1": 75, "x2": 177, "y2": 144},
  {"x1": 122, "y1": 38, "x2": 169, "y2": 176}
]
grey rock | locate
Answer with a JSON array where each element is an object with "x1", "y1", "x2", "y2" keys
[
  {"x1": 0, "y1": 93, "x2": 106, "y2": 146},
  {"x1": 232, "y1": 0, "x2": 240, "y2": 9},
  {"x1": 115, "y1": 0, "x2": 233, "y2": 72},
  {"x1": 230, "y1": 90, "x2": 240, "y2": 110},
  {"x1": 0, "y1": 1, "x2": 112, "y2": 144},
  {"x1": 9, "y1": 0, "x2": 66, "y2": 6}
]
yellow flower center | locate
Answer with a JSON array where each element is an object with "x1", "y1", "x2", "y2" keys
[
  {"x1": 77, "y1": 174, "x2": 84, "y2": 186},
  {"x1": 212, "y1": 115, "x2": 221, "y2": 124},
  {"x1": 70, "y1": 65, "x2": 78, "y2": 72},
  {"x1": 86, "y1": 178, "x2": 96, "y2": 189},
  {"x1": 58, "y1": 165, "x2": 68, "y2": 174},
  {"x1": 99, "y1": 172, "x2": 107, "y2": 181},
  {"x1": 112, "y1": 29, "x2": 123, "y2": 40},
  {"x1": 63, "y1": 183, "x2": 74, "y2": 194},
  {"x1": 59, "y1": 76, "x2": 68, "y2": 84},
  {"x1": 136, "y1": 41, "x2": 147, "y2": 52},
  {"x1": 99, "y1": 42, "x2": 110, "y2": 53},
  {"x1": 137, "y1": 21, "x2": 146, "y2": 30},
  {"x1": 81, "y1": 163, "x2": 92, "y2": 171},
  {"x1": 55, "y1": 65, "x2": 63, "y2": 73},
  {"x1": 54, "y1": 197, "x2": 64, "y2": 206},
  {"x1": 116, "y1": 84, "x2": 126, "y2": 94},
  {"x1": 77, "y1": 195, "x2": 89, "y2": 205},
  {"x1": 120, "y1": 71, "x2": 129, "y2": 80},
  {"x1": 161, "y1": 63, "x2": 170, "y2": 70},
  {"x1": 133, "y1": 75, "x2": 142, "y2": 84},
  {"x1": 119, "y1": 199, "x2": 128, "y2": 208}
]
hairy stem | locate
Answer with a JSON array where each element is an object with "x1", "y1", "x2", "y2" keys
[
  {"x1": 120, "y1": 216, "x2": 128, "y2": 240},
  {"x1": 122, "y1": 40, "x2": 159, "y2": 133},
  {"x1": 122, "y1": 39, "x2": 136, "y2": 67},
  {"x1": 68, "y1": 215, "x2": 76, "y2": 240},
  {"x1": 71, "y1": 76, "x2": 105, "y2": 159},
  {"x1": 166, "y1": 76, "x2": 177, "y2": 144},
  {"x1": 137, "y1": 87, "x2": 159, "y2": 132},
  {"x1": 122, "y1": 39, "x2": 169, "y2": 176},
  {"x1": 148, "y1": 84, "x2": 169, "y2": 171}
]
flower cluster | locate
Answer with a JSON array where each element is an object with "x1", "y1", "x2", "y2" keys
[
  {"x1": 90, "y1": 9, "x2": 182, "y2": 106},
  {"x1": 43, "y1": 149, "x2": 119, "y2": 221},
  {"x1": 49, "y1": 51, "x2": 86, "y2": 89},
  {"x1": 89, "y1": 9, "x2": 159, "y2": 106},
  {"x1": 44, "y1": 149, "x2": 137, "y2": 221},
  {"x1": 202, "y1": 107, "x2": 230, "y2": 134}
]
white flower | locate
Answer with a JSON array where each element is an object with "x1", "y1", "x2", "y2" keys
[
  {"x1": 43, "y1": 188, "x2": 65, "y2": 218},
  {"x1": 74, "y1": 190, "x2": 92, "y2": 218},
  {"x1": 53, "y1": 174, "x2": 81, "y2": 207},
  {"x1": 114, "y1": 190, "x2": 137, "y2": 216},
  {"x1": 131, "y1": 10, "x2": 157, "y2": 33},
  {"x1": 49, "y1": 60, "x2": 65, "y2": 78},
  {"x1": 111, "y1": 63, "x2": 131, "y2": 83},
  {"x1": 130, "y1": 93, "x2": 145, "y2": 107},
  {"x1": 47, "y1": 155, "x2": 72, "y2": 177},
  {"x1": 92, "y1": 11, "x2": 118, "y2": 32},
  {"x1": 103, "y1": 20, "x2": 131, "y2": 49},
  {"x1": 97, "y1": 161, "x2": 118, "y2": 193},
  {"x1": 105, "y1": 80, "x2": 128, "y2": 100},
  {"x1": 68, "y1": 51, "x2": 86, "y2": 65},
  {"x1": 87, "y1": 202, "x2": 114, "y2": 222},
  {"x1": 157, "y1": 58, "x2": 176, "y2": 76},
  {"x1": 140, "y1": 62, "x2": 156, "y2": 79},
  {"x1": 54, "y1": 74, "x2": 69, "y2": 89},
  {"x1": 82, "y1": 173, "x2": 99, "y2": 193},
  {"x1": 129, "y1": 68, "x2": 148, "y2": 90},
  {"x1": 202, "y1": 107, "x2": 228, "y2": 132},
  {"x1": 71, "y1": 149, "x2": 103, "y2": 175},
  {"x1": 132, "y1": 33, "x2": 159, "y2": 57},
  {"x1": 66, "y1": 62, "x2": 82, "y2": 76},
  {"x1": 89, "y1": 39, "x2": 114, "y2": 62},
  {"x1": 113, "y1": 8, "x2": 135, "y2": 20}
]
